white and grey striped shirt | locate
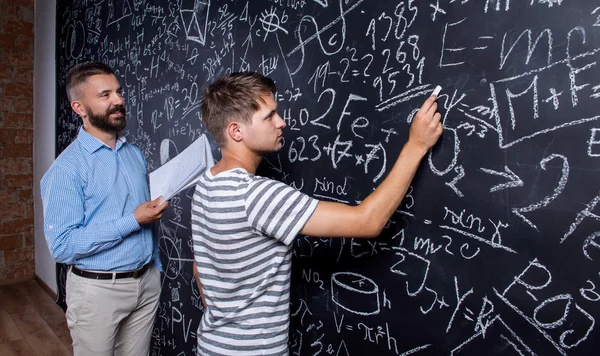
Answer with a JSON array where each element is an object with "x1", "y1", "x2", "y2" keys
[{"x1": 191, "y1": 168, "x2": 318, "y2": 355}]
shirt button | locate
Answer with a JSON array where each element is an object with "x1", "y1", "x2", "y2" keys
[{"x1": 130, "y1": 192, "x2": 134, "y2": 196}]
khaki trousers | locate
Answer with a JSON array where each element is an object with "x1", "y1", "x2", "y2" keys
[{"x1": 65, "y1": 265, "x2": 161, "y2": 356}]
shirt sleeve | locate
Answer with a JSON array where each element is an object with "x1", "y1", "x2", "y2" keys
[
  {"x1": 40, "y1": 165, "x2": 141, "y2": 265},
  {"x1": 244, "y1": 178, "x2": 318, "y2": 246}
]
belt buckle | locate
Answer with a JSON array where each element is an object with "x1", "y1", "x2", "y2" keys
[{"x1": 132, "y1": 266, "x2": 143, "y2": 279}]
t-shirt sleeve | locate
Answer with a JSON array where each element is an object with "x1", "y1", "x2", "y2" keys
[{"x1": 245, "y1": 177, "x2": 318, "y2": 246}]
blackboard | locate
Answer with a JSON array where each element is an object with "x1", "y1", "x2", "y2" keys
[{"x1": 55, "y1": 0, "x2": 600, "y2": 355}]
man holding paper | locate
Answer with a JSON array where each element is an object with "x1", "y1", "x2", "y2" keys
[
  {"x1": 149, "y1": 134, "x2": 214, "y2": 203},
  {"x1": 191, "y1": 72, "x2": 442, "y2": 355},
  {"x1": 40, "y1": 61, "x2": 168, "y2": 356}
]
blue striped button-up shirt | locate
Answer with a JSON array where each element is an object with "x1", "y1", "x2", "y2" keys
[{"x1": 41, "y1": 127, "x2": 162, "y2": 272}]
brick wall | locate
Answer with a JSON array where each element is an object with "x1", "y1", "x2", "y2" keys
[{"x1": 0, "y1": 0, "x2": 34, "y2": 284}]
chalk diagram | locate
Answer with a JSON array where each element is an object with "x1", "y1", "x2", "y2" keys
[
  {"x1": 259, "y1": 7, "x2": 289, "y2": 41},
  {"x1": 331, "y1": 272, "x2": 380, "y2": 315},
  {"x1": 160, "y1": 138, "x2": 179, "y2": 165},
  {"x1": 65, "y1": 21, "x2": 85, "y2": 60},
  {"x1": 158, "y1": 222, "x2": 186, "y2": 280},
  {"x1": 179, "y1": 0, "x2": 211, "y2": 45},
  {"x1": 107, "y1": 0, "x2": 133, "y2": 27}
]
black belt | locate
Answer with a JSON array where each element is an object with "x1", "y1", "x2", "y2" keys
[{"x1": 71, "y1": 263, "x2": 151, "y2": 280}]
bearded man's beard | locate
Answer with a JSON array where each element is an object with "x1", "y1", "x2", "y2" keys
[{"x1": 87, "y1": 104, "x2": 127, "y2": 134}]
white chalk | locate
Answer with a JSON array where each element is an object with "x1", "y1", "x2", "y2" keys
[{"x1": 432, "y1": 85, "x2": 442, "y2": 96}]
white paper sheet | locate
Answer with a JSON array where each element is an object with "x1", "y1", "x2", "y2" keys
[{"x1": 149, "y1": 134, "x2": 215, "y2": 204}]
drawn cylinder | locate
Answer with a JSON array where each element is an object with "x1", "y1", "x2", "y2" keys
[{"x1": 331, "y1": 272, "x2": 380, "y2": 316}]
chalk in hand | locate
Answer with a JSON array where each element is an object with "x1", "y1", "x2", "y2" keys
[{"x1": 432, "y1": 85, "x2": 442, "y2": 97}]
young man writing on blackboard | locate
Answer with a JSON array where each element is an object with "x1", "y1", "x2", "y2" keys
[
  {"x1": 40, "y1": 62, "x2": 168, "y2": 356},
  {"x1": 191, "y1": 72, "x2": 442, "y2": 355}
]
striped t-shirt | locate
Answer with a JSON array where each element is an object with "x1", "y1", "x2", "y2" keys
[{"x1": 191, "y1": 168, "x2": 318, "y2": 355}]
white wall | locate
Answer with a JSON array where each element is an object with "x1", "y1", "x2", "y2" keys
[{"x1": 33, "y1": 0, "x2": 57, "y2": 292}]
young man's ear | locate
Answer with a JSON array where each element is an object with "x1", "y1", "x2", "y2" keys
[{"x1": 227, "y1": 122, "x2": 243, "y2": 142}]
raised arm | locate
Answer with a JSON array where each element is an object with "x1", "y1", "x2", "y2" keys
[{"x1": 301, "y1": 94, "x2": 442, "y2": 238}]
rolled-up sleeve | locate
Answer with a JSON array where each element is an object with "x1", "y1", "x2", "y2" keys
[{"x1": 40, "y1": 166, "x2": 140, "y2": 264}]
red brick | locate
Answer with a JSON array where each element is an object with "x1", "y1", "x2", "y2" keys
[
  {"x1": 0, "y1": 203, "x2": 24, "y2": 220},
  {"x1": 18, "y1": 188, "x2": 31, "y2": 201},
  {"x1": 3, "y1": 114, "x2": 31, "y2": 129},
  {"x1": 2, "y1": 265, "x2": 33, "y2": 281},
  {"x1": 14, "y1": 36, "x2": 32, "y2": 52},
  {"x1": 2, "y1": 173, "x2": 31, "y2": 187},
  {"x1": 0, "y1": 128, "x2": 17, "y2": 142},
  {"x1": 0, "y1": 34, "x2": 14, "y2": 49},
  {"x1": 25, "y1": 261, "x2": 34, "y2": 276},
  {"x1": 0, "y1": 234, "x2": 20, "y2": 250},
  {"x1": 11, "y1": 97, "x2": 32, "y2": 113},
  {"x1": 4, "y1": 83, "x2": 32, "y2": 98},
  {"x1": 0, "y1": 157, "x2": 31, "y2": 173},
  {"x1": 3, "y1": 113, "x2": 31, "y2": 128},
  {"x1": 23, "y1": 204, "x2": 32, "y2": 219},
  {"x1": 0, "y1": 189, "x2": 18, "y2": 204},
  {"x1": 1, "y1": 98, "x2": 12, "y2": 112},
  {"x1": 0, "y1": 0, "x2": 29, "y2": 281},
  {"x1": 0, "y1": 264, "x2": 31, "y2": 281},
  {"x1": 8, "y1": 0, "x2": 34, "y2": 8},
  {"x1": 0, "y1": 66, "x2": 14, "y2": 80},
  {"x1": 1, "y1": 4, "x2": 17, "y2": 18},
  {"x1": 2, "y1": 20, "x2": 32, "y2": 37},
  {"x1": 22, "y1": 230, "x2": 33, "y2": 247},
  {"x1": 0, "y1": 217, "x2": 33, "y2": 234},
  {"x1": 14, "y1": 130, "x2": 32, "y2": 144},
  {"x1": 4, "y1": 143, "x2": 31, "y2": 157},
  {"x1": 0, "y1": 128, "x2": 33, "y2": 144},
  {"x1": 13, "y1": 65, "x2": 31, "y2": 84},
  {"x1": 1, "y1": 259, "x2": 34, "y2": 281},
  {"x1": 16, "y1": 6, "x2": 33, "y2": 24},
  {"x1": 2, "y1": 50, "x2": 33, "y2": 67},
  {"x1": 4, "y1": 247, "x2": 33, "y2": 265}
]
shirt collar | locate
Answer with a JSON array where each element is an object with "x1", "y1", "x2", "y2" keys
[{"x1": 77, "y1": 126, "x2": 127, "y2": 153}]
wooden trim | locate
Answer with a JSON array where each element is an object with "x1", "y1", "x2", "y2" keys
[{"x1": 34, "y1": 274, "x2": 58, "y2": 300}]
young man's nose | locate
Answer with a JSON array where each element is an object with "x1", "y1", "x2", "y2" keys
[{"x1": 275, "y1": 113, "x2": 286, "y2": 128}]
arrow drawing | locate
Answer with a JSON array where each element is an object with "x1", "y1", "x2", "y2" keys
[{"x1": 480, "y1": 166, "x2": 524, "y2": 192}]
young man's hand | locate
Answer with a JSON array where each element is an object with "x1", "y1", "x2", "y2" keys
[
  {"x1": 406, "y1": 95, "x2": 443, "y2": 154},
  {"x1": 134, "y1": 197, "x2": 169, "y2": 225}
]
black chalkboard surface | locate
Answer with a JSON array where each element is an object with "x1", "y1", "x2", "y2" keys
[{"x1": 55, "y1": 1, "x2": 600, "y2": 355}]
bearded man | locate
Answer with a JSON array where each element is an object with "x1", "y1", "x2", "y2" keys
[{"x1": 41, "y1": 61, "x2": 168, "y2": 356}]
